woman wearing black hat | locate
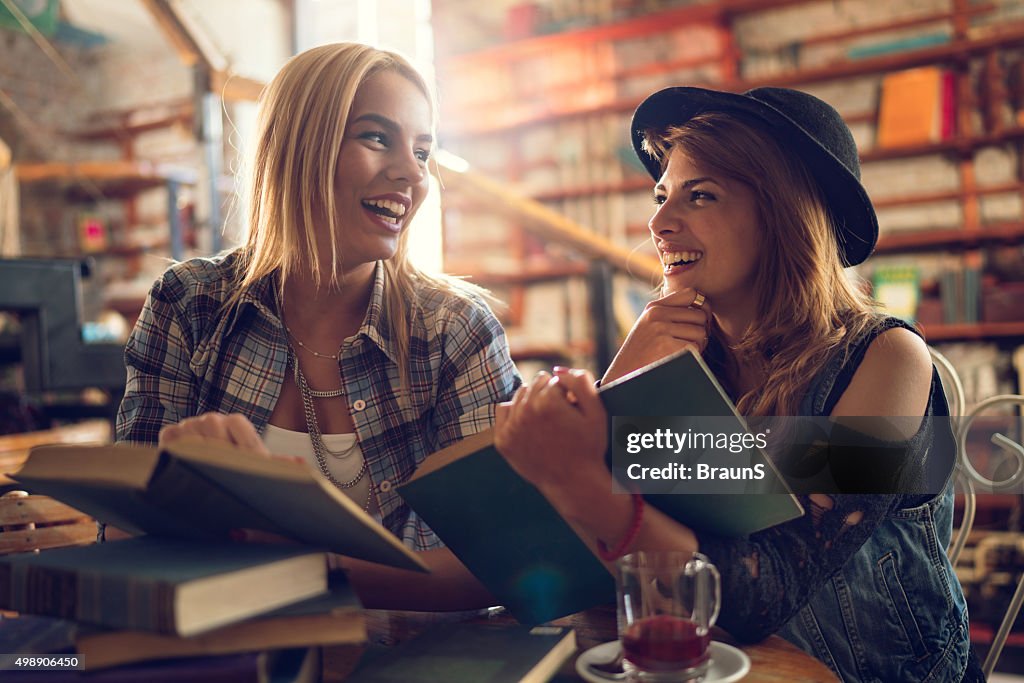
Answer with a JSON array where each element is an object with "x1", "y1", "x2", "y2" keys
[{"x1": 494, "y1": 87, "x2": 982, "y2": 682}]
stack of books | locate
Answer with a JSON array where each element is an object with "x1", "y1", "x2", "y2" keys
[
  {"x1": 0, "y1": 438, "x2": 429, "y2": 677},
  {"x1": 0, "y1": 575, "x2": 362, "y2": 680}
]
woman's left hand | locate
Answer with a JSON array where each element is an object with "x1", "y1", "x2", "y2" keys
[{"x1": 494, "y1": 368, "x2": 608, "y2": 493}]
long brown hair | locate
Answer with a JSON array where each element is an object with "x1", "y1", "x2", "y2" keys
[
  {"x1": 643, "y1": 112, "x2": 878, "y2": 416},
  {"x1": 229, "y1": 43, "x2": 485, "y2": 390}
]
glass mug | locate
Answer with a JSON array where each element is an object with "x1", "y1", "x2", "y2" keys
[{"x1": 616, "y1": 551, "x2": 721, "y2": 682}]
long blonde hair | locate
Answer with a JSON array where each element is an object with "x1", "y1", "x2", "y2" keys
[
  {"x1": 643, "y1": 113, "x2": 878, "y2": 416},
  {"x1": 230, "y1": 42, "x2": 484, "y2": 389}
]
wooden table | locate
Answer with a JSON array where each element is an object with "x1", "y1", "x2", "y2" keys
[
  {"x1": 323, "y1": 605, "x2": 839, "y2": 682},
  {"x1": 0, "y1": 420, "x2": 111, "y2": 491}
]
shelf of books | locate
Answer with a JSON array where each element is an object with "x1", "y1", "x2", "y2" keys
[
  {"x1": 1, "y1": 441, "x2": 374, "y2": 672},
  {"x1": 434, "y1": 0, "x2": 1024, "y2": 386},
  {"x1": 924, "y1": 322, "x2": 1024, "y2": 342},
  {"x1": 16, "y1": 158, "x2": 196, "y2": 295}
]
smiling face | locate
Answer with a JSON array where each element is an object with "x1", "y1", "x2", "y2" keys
[
  {"x1": 333, "y1": 68, "x2": 433, "y2": 272},
  {"x1": 651, "y1": 147, "x2": 762, "y2": 311}
]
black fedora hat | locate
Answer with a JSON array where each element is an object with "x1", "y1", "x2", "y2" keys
[{"x1": 630, "y1": 86, "x2": 878, "y2": 267}]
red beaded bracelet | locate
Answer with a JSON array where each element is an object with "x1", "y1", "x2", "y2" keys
[{"x1": 596, "y1": 493, "x2": 644, "y2": 561}]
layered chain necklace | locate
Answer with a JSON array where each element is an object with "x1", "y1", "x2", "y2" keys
[{"x1": 287, "y1": 335, "x2": 372, "y2": 512}]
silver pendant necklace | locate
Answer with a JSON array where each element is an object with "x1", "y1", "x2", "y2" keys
[{"x1": 290, "y1": 349, "x2": 371, "y2": 511}]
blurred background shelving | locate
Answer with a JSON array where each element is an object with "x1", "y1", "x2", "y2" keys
[
  {"x1": 432, "y1": 0, "x2": 1024, "y2": 386},
  {"x1": 0, "y1": 0, "x2": 1022, "y2": 672}
]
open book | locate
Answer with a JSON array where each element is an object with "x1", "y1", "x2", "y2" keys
[
  {"x1": 398, "y1": 349, "x2": 802, "y2": 624},
  {"x1": 9, "y1": 438, "x2": 426, "y2": 572}
]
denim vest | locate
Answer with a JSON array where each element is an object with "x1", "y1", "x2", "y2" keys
[{"x1": 776, "y1": 319, "x2": 970, "y2": 682}]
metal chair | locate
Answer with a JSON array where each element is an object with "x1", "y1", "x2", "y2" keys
[
  {"x1": 930, "y1": 347, "x2": 1024, "y2": 678},
  {"x1": 931, "y1": 347, "x2": 974, "y2": 565}
]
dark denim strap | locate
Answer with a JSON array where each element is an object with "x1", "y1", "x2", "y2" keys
[{"x1": 809, "y1": 317, "x2": 920, "y2": 417}]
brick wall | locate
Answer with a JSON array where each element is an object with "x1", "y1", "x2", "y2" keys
[{"x1": 0, "y1": 29, "x2": 93, "y2": 161}]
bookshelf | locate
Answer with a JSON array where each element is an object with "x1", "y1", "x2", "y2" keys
[
  {"x1": 437, "y1": 7, "x2": 1024, "y2": 136},
  {"x1": 15, "y1": 160, "x2": 195, "y2": 200},
  {"x1": 873, "y1": 223, "x2": 1024, "y2": 254},
  {"x1": 67, "y1": 99, "x2": 194, "y2": 147},
  {"x1": 433, "y1": 0, "x2": 1024, "y2": 377},
  {"x1": 13, "y1": 97, "x2": 200, "y2": 327},
  {"x1": 925, "y1": 322, "x2": 1024, "y2": 342},
  {"x1": 16, "y1": 160, "x2": 194, "y2": 299}
]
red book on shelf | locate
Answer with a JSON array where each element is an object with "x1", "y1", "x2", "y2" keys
[{"x1": 940, "y1": 69, "x2": 955, "y2": 140}]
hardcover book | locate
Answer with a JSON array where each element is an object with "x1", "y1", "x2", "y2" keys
[
  {"x1": 0, "y1": 537, "x2": 327, "y2": 637},
  {"x1": 0, "y1": 575, "x2": 365, "y2": 670},
  {"x1": 877, "y1": 66, "x2": 952, "y2": 148},
  {"x1": 8, "y1": 438, "x2": 426, "y2": 572},
  {"x1": 346, "y1": 622, "x2": 576, "y2": 683},
  {"x1": 398, "y1": 349, "x2": 803, "y2": 624}
]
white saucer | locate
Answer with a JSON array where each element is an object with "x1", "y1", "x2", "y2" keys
[{"x1": 576, "y1": 640, "x2": 751, "y2": 683}]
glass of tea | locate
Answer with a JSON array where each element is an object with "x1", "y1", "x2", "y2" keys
[{"x1": 616, "y1": 551, "x2": 721, "y2": 682}]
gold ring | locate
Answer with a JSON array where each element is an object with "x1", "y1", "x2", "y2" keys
[{"x1": 692, "y1": 292, "x2": 706, "y2": 309}]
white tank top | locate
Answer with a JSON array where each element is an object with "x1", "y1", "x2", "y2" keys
[{"x1": 262, "y1": 424, "x2": 379, "y2": 519}]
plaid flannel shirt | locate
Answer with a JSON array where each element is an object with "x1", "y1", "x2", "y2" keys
[{"x1": 116, "y1": 252, "x2": 521, "y2": 550}]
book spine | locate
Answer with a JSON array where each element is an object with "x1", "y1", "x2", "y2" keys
[
  {"x1": 4, "y1": 565, "x2": 79, "y2": 620},
  {"x1": 940, "y1": 270, "x2": 957, "y2": 324},
  {"x1": 1, "y1": 564, "x2": 176, "y2": 634},
  {"x1": 77, "y1": 574, "x2": 176, "y2": 634},
  {"x1": 964, "y1": 267, "x2": 980, "y2": 324},
  {"x1": 940, "y1": 69, "x2": 955, "y2": 140}
]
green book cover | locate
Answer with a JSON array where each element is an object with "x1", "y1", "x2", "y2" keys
[
  {"x1": 346, "y1": 623, "x2": 576, "y2": 683},
  {"x1": 400, "y1": 433, "x2": 615, "y2": 625},
  {"x1": 10, "y1": 440, "x2": 426, "y2": 573},
  {"x1": 399, "y1": 349, "x2": 802, "y2": 624},
  {"x1": 601, "y1": 350, "x2": 802, "y2": 537},
  {"x1": 0, "y1": 537, "x2": 327, "y2": 636},
  {"x1": 964, "y1": 267, "x2": 980, "y2": 324},
  {"x1": 939, "y1": 269, "x2": 962, "y2": 324}
]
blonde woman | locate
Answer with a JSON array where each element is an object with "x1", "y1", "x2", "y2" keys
[
  {"x1": 117, "y1": 43, "x2": 520, "y2": 608},
  {"x1": 495, "y1": 87, "x2": 982, "y2": 682}
]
